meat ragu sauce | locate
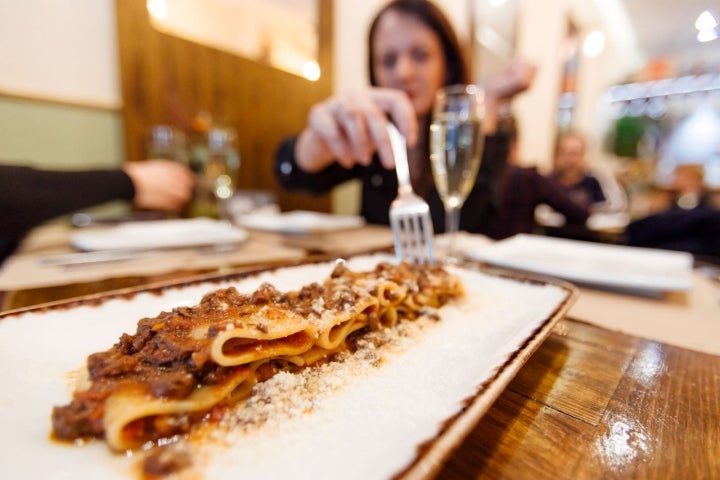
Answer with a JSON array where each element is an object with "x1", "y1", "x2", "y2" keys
[
  {"x1": 51, "y1": 282, "x2": 313, "y2": 443},
  {"x1": 51, "y1": 261, "x2": 462, "y2": 450}
]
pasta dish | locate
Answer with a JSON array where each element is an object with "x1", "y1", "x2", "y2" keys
[{"x1": 51, "y1": 261, "x2": 463, "y2": 454}]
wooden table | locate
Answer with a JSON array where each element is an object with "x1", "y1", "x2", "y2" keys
[
  {"x1": 437, "y1": 318, "x2": 719, "y2": 479},
  {"x1": 1, "y1": 227, "x2": 718, "y2": 478}
]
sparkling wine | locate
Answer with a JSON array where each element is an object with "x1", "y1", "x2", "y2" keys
[{"x1": 430, "y1": 115, "x2": 484, "y2": 209}]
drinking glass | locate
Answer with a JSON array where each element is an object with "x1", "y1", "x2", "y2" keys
[
  {"x1": 430, "y1": 84, "x2": 485, "y2": 263},
  {"x1": 146, "y1": 125, "x2": 189, "y2": 165}
]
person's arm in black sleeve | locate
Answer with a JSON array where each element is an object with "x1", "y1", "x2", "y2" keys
[
  {"x1": 0, "y1": 165, "x2": 134, "y2": 243},
  {"x1": 537, "y1": 174, "x2": 590, "y2": 225},
  {"x1": 275, "y1": 136, "x2": 360, "y2": 195},
  {"x1": 479, "y1": 133, "x2": 510, "y2": 198}
]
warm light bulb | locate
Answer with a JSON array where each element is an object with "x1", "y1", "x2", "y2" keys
[
  {"x1": 695, "y1": 10, "x2": 718, "y2": 30},
  {"x1": 583, "y1": 30, "x2": 605, "y2": 58},
  {"x1": 302, "y1": 61, "x2": 321, "y2": 82},
  {"x1": 146, "y1": 0, "x2": 168, "y2": 20}
]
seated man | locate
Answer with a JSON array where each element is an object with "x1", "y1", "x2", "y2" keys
[
  {"x1": 549, "y1": 131, "x2": 606, "y2": 209},
  {"x1": 626, "y1": 208, "x2": 720, "y2": 260},
  {"x1": 626, "y1": 164, "x2": 720, "y2": 261},
  {"x1": 487, "y1": 127, "x2": 589, "y2": 240}
]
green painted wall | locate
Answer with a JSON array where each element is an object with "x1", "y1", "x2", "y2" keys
[
  {"x1": 0, "y1": 96, "x2": 124, "y2": 170},
  {"x1": 0, "y1": 96, "x2": 129, "y2": 218}
]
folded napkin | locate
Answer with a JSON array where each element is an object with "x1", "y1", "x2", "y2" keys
[
  {"x1": 467, "y1": 234, "x2": 694, "y2": 293},
  {"x1": 454, "y1": 232, "x2": 717, "y2": 356}
]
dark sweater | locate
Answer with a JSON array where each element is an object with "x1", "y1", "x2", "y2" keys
[
  {"x1": 275, "y1": 134, "x2": 510, "y2": 235},
  {"x1": 489, "y1": 166, "x2": 590, "y2": 240},
  {"x1": 0, "y1": 165, "x2": 135, "y2": 261},
  {"x1": 549, "y1": 173, "x2": 606, "y2": 206}
]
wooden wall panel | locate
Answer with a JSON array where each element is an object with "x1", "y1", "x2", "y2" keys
[{"x1": 115, "y1": 0, "x2": 332, "y2": 212}]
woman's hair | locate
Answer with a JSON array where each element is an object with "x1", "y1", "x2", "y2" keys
[{"x1": 367, "y1": 0, "x2": 469, "y2": 87}]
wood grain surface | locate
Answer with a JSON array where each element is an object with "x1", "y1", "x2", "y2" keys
[
  {"x1": 437, "y1": 320, "x2": 720, "y2": 479},
  {"x1": 115, "y1": 0, "x2": 333, "y2": 213}
]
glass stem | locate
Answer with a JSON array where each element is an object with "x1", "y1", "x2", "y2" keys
[{"x1": 445, "y1": 205, "x2": 461, "y2": 262}]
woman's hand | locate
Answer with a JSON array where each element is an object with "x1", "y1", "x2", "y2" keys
[
  {"x1": 294, "y1": 87, "x2": 418, "y2": 172},
  {"x1": 486, "y1": 59, "x2": 537, "y2": 101},
  {"x1": 483, "y1": 59, "x2": 537, "y2": 134},
  {"x1": 123, "y1": 160, "x2": 196, "y2": 212}
]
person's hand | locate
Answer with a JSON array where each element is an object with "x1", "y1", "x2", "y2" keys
[
  {"x1": 485, "y1": 59, "x2": 537, "y2": 101},
  {"x1": 123, "y1": 160, "x2": 196, "y2": 212},
  {"x1": 482, "y1": 59, "x2": 537, "y2": 134},
  {"x1": 295, "y1": 87, "x2": 418, "y2": 172}
]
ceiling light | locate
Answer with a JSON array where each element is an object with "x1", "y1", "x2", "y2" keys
[
  {"x1": 302, "y1": 61, "x2": 321, "y2": 82},
  {"x1": 697, "y1": 28, "x2": 719, "y2": 42},
  {"x1": 488, "y1": 0, "x2": 507, "y2": 6},
  {"x1": 695, "y1": 10, "x2": 718, "y2": 30}
]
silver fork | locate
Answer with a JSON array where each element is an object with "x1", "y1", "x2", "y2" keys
[{"x1": 387, "y1": 122, "x2": 435, "y2": 264}]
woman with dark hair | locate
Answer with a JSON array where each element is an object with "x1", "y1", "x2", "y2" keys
[
  {"x1": 275, "y1": 0, "x2": 534, "y2": 233},
  {"x1": 366, "y1": 0, "x2": 469, "y2": 88}
]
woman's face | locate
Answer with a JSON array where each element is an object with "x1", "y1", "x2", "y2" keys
[{"x1": 371, "y1": 10, "x2": 447, "y2": 118}]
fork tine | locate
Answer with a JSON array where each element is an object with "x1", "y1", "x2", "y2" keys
[
  {"x1": 398, "y1": 217, "x2": 411, "y2": 262},
  {"x1": 404, "y1": 217, "x2": 418, "y2": 263},
  {"x1": 412, "y1": 216, "x2": 422, "y2": 258},
  {"x1": 421, "y1": 214, "x2": 435, "y2": 264},
  {"x1": 409, "y1": 215, "x2": 424, "y2": 263},
  {"x1": 390, "y1": 216, "x2": 405, "y2": 261},
  {"x1": 391, "y1": 211, "x2": 435, "y2": 264},
  {"x1": 387, "y1": 122, "x2": 435, "y2": 264},
  {"x1": 391, "y1": 215, "x2": 410, "y2": 262}
]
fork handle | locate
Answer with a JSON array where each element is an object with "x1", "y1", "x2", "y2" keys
[{"x1": 387, "y1": 123, "x2": 413, "y2": 195}]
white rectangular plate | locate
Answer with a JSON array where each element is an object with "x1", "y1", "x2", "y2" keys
[
  {"x1": 237, "y1": 210, "x2": 366, "y2": 234},
  {"x1": 71, "y1": 218, "x2": 248, "y2": 251},
  {"x1": 468, "y1": 234, "x2": 694, "y2": 293},
  {"x1": 0, "y1": 254, "x2": 574, "y2": 480}
]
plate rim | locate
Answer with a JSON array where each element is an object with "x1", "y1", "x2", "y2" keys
[{"x1": 398, "y1": 262, "x2": 577, "y2": 478}]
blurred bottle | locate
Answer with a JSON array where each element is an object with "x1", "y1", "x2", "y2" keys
[
  {"x1": 208, "y1": 128, "x2": 240, "y2": 196},
  {"x1": 188, "y1": 110, "x2": 213, "y2": 174},
  {"x1": 188, "y1": 126, "x2": 240, "y2": 219}
]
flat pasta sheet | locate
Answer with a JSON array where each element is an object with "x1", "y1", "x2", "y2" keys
[{"x1": 0, "y1": 255, "x2": 575, "y2": 479}]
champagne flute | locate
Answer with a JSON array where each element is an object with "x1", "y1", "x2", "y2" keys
[{"x1": 430, "y1": 84, "x2": 485, "y2": 263}]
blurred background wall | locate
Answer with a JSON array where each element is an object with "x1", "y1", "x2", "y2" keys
[
  {"x1": 1, "y1": 0, "x2": 718, "y2": 216},
  {"x1": 0, "y1": 0, "x2": 122, "y2": 170}
]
